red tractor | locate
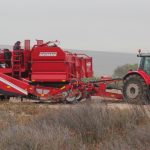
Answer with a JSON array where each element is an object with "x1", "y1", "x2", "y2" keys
[{"x1": 123, "y1": 50, "x2": 150, "y2": 104}]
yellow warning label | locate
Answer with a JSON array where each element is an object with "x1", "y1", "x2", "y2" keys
[{"x1": 61, "y1": 86, "x2": 66, "y2": 90}]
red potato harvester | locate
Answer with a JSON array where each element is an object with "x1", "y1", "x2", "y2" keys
[{"x1": 0, "y1": 40, "x2": 95, "y2": 103}]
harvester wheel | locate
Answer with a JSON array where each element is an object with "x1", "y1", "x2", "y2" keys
[
  {"x1": 66, "y1": 90, "x2": 78, "y2": 104},
  {"x1": 75, "y1": 91, "x2": 82, "y2": 101},
  {"x1": 123, "y1": 74, "x2": 149, "y2": 104},
  {"x1": 65, "y1": 89, "x2": 83, "y2": 104}
]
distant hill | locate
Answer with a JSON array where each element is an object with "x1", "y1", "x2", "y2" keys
[
  {"x1": 0, "y1": 45, "x2": 138, "y2": 76},
  {"x1": 0, "y1": 45, "x2": 12, "y2": 49}
]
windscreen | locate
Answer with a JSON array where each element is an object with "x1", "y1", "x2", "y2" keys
[{"x1": 139, "y1": 57, "x2": 150, "y2": 75}]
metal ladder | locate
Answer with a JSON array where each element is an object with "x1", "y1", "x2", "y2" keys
[{"x1": 12, "y1": 50, "x2": 22, "y2": 79}]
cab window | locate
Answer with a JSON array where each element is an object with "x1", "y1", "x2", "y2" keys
[{"x1": 143, "y1": 57, "x2": 150, "y2": 75}]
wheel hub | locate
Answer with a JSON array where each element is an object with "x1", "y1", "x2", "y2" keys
[{"x1": 126, "y1": 83, "x2": 140, "y2": 99}]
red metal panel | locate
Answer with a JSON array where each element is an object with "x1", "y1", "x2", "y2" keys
[
  {"x1": 74, "y1": 53, "x2": 93, "y2": 79},
  {"x1": 0, "y1": 50, "x2": 5, "y2": 63},
  {"x1": 24, "y1": 40, "x2": 30, "y2": 50},
  {"x1": 85, "y1": 58, "x2": 93, "y2": 77},
  {"x1": 123, "y1": 70, "x2": 150, "y2": 85},
  {"x1": 31, "y1": 45, "x2": 69, "y2": 82},
  {"x1": 94, "y1": 82, "x2": 123, "y2": 100},
  {"x1": 37, "y1": 40, "x2": 43, "y2": 45},
  {"x1": 0, "y1": 73, "x2": 31, "y2": 95},
  {"x1": 32, "y1": 73, "x2": 67, "y2": 82}
]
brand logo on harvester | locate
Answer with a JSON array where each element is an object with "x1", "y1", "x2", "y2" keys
[
  {"x1": 39, "y1": 52, "x2": 57, "y2": 56},
  {"x1": 86, "y1": 62, "x2": 91, "y2": 67}
]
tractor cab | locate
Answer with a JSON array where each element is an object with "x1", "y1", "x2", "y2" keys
[{"x1": 138, "y1": 53, "x2": 150, "y2": 75}]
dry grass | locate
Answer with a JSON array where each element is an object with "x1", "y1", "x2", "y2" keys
[{"x1": 0, "y1": 101, "x2": 149, "y2": 150}]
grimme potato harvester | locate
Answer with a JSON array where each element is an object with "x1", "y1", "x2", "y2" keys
[{"x1": 0, "y1": 40, "x2": 149, "y2": 104}]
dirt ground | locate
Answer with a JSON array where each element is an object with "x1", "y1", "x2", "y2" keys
[
  {"x1": 6, "y1": 96, "x2": 150, "y2": 112},
  {"x1": 8, "y1": 96, "x2": 124, "y2": 109}
]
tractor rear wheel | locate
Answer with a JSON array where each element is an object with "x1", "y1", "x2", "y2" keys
[{"x1": 123, "y1": 74, "x2": 149, "y2": 104}]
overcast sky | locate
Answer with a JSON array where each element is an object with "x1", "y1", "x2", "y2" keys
[{"x1": 0, "y1": 0, "x2": 150, "y2": 53}]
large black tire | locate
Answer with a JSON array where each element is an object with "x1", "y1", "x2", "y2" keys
[{"x1": 123, "y1": 74, "x2": 149, "y2": 104}]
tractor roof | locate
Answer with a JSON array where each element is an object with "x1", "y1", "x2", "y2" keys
[{"x1": 137, "y1": 53, "x2": 150, "y2": 57}]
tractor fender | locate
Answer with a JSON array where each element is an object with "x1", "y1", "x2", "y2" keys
[{"x1": 123, "y1": 70, "x2": 150, "y2": 86}]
